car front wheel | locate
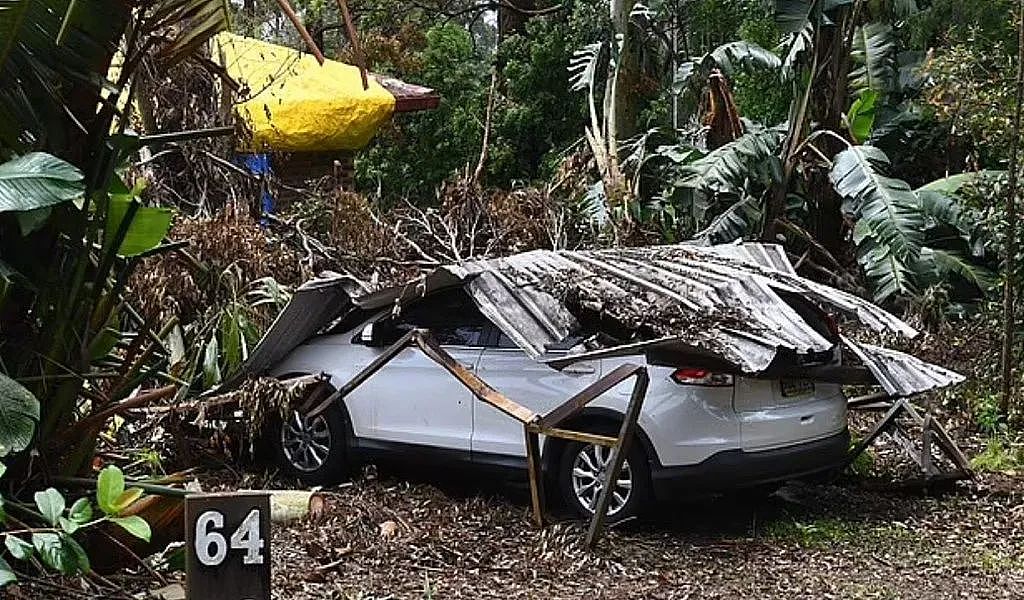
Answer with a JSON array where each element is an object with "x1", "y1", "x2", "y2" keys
[
  {"x1": 557, "y1": 435, "x2": 651, "y2": 522},
  {"x1": 273, "y1": 402, "x2": 348, "y2": 485}
]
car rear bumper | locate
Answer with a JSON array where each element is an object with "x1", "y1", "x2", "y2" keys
[{"x1": 649, "y1": 428, "x2": 850, "y2": 499}]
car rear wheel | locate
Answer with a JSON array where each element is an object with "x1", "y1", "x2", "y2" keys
[
  {"x1": 557, "y1": 432, "x2": 651, "y2": 522},
  {"x1": 273, "y1": 402, "x2": 348, "y2": 485}
]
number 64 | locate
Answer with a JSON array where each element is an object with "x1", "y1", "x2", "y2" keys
[{"x1": 194, "y1": 509, "x2": 265, "y2": 566}]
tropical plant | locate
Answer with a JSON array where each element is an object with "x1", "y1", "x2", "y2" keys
[
  {"x1": 1, "y1": 0, "x2": 231, "y2": 457},
  {"x1": 620, "y1": 0, "x2": 996, "y2": 303}
]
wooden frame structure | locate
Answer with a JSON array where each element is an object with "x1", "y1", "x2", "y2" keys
[
  {"x1": 304, "y1": 329, "x2": 649, "y2": 547},
  {"x1": 846, "y1": 395, "x2": 973, "y2": 484}
]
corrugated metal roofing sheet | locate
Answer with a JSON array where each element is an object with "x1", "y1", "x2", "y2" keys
[
  {"x1": 237, "y1": 241, "x2": 964, "y2": 396},
  {"x1": 451, "y1": 243, "x2": 917, "y2": 373},
  {"x1": 842, "y1": 336, "x2": 966, "y2": 397}
]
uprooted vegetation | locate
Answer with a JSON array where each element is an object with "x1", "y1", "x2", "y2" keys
[{"x1": 2, "y1": 0, "x2": 1024, "y2": 597}]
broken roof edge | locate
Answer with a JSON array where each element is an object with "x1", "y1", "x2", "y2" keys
[
  {"x1": 229, "y1": 242, "x2": 962, "y2": 397},
  {"x1": 374, "y1": 74, "x2": 441, "y2": 113}
]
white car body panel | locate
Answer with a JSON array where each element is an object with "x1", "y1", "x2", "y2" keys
[{"x1": 272, "y1": 314, "x2": 848, "y2": 470}]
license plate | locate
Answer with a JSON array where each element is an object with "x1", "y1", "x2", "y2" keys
[{"x1": 780, "y1": 379, "x2": 814, "y2": 397}]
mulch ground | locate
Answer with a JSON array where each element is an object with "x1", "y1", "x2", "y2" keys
[
  {"x1": 259, "y1": 468, "x2": 1024, "y2": 600},
  {"x1": 11, "y1": 438, "x2": 1024, "y2": 599}
]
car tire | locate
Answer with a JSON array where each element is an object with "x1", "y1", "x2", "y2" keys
[
  {"x1": 557, "y1": 426, "x2": 651, "y2": 522},
  {"x1": 272, "y1": 402, "x2": 349, "y2": 486}
]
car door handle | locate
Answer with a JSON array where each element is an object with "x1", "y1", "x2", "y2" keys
[
  {"x1": 563, "y1": 365, "x2": 595, "y2": 375},
  {"x1": 459, "y1": 362, "x2": 475, "y2": 371}
]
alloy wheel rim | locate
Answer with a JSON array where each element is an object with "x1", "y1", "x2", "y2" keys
[
  {"x1": 571, "y1": 444, "x2": 632, "y2": 516},
  {"x1": 280, "y1": 410, "x2": 331, "y2": 472}
]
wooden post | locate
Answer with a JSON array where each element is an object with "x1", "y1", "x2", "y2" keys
[
  {"x1": 585, "y1": 368, "x2": 649, "y2": 548},
  {"x1": 334, "y1": 0, "x2": 369, "y2": 90},
  {"x1": 274, "y1": 0, "x2": 326, "y2": 64},
  {"x1": 524, "y1": 425, "x2": 545, "y2": 527}
]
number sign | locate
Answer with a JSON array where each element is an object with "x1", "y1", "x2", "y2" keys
[{"x1": 185, "y1": 492, "x2": 271, "y2": 600}]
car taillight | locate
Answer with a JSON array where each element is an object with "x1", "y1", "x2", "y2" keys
[
  {"x1": 823, "y1": 312, "x2": 840, "y2": 339},
  {"x1": 670, "y1": 368, "x2": 734, "y2": 386}
]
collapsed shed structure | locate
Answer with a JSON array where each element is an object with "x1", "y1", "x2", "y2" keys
[
  {"x1": 236, "y1": 241, "x2": 964, "y2": 398},
  {"x1": 227, "y1": 241, "x2": 969, "y2": 545}
]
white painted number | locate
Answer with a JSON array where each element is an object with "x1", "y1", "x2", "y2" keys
[
  {"x1": 230, "y1": 509, "x2": 265, "y2": 565},
  {"x1": 194, "y1": 511, "x2": 228, "y2": 566},
  {"x1": 194, "y1": 509, "x2": 265, "y2": 567}
]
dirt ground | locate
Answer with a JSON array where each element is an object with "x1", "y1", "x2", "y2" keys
[
  {"x1": 258, "y1": 469, "x2": 1024, "y2": 600},
  {"x1": 11, "y1": 434, "x2": 1024, "y2": 599}
]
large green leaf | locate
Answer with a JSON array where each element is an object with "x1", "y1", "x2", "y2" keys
[
  {"x1": 105, "y1": 198, "x2": 174, "y2": 257},
  {"x1": 916, "y1": 247, "x2": 997, "y2": 293},
  {"x1": 96, "y1": 464, "x2": 125, "y2": 516},
  {"x1": 850, "y1": 23, "x2": 895, "y2": 95},
  {"x1": 776, "y1": 0, "x2": 816, "y2": 34},
  {"x1": 674, "y1": 128, "x2": 785, "y2": 195},
  {"x1": 917, "y1": 189, "x2": 990, "y2": 255},
  {"x1": 0, "y1": 153, "x2": 83, "y2": 212},
  {"x1": 34, "y1": 488, "x2": 65, "y2": 527},
  {"x1": 693, "y1": 194, "x2": 763, "y2": 244},
  {"x1": 31, "y1": 532, "x2": 87, "y2": 575},
  {"x1": 847, "y1": 89, "x2": 879, "y2": 144},
  {"x1": 110, "y1": 515, "x2": 151, "y2": 542},
  {"x1": 676, "y1": 41, "x2": 783, "y2": 92},
  {"x1": 830, "y1": 145, "x2": 924, "y2": 301},
  {"x1": 919, "y1": 170, "x2": 1004, "y2": 194},
  {"x1": 0, "y1": 555, "x2": 15, "y2": 587},
  {"x1": 0, "y1": 373, "x2": 40, "y2": 457}
]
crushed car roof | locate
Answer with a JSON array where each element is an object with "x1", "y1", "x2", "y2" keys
[{"x1": 231, "y1": 242, "x2": 963, "y2": 397}]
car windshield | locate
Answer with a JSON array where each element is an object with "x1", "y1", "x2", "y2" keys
[{"x1": 380, "y1": 287, "x2": 487, "y2": 346}]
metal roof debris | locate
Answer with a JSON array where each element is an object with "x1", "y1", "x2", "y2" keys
[{"x1": 233, "y1": 242, "x2": 964, "y2": 396}]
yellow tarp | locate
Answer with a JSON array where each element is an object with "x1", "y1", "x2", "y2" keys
[{"x1": 214, "y1": 32, "x2": 396, "y2": 152}]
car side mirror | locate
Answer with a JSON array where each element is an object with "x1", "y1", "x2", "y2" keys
[
  {"x1": 359, "y1": 322, "x2": 377, "y2": 345},
  {"x1": 358, "y1": 321, "x2": 396, "y2": 347}
]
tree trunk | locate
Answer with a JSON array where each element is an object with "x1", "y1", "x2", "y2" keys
[
  {"x1": 1000, "y1": 0, "x2": 1024, "y2": 418},
  {"x1": 611, "y1": 0, "x2": 640, "y2": 142},
  {"x1": 498, "y1": 0, "x2": 535, "y2": 38}
]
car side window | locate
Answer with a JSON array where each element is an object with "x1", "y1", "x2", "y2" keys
[
  {"x1": 383, "y1": 288, "x2": 487, "y2": 346},
  {"x1": 494, "y1": 330, "x2": 520, "y2": 349}
]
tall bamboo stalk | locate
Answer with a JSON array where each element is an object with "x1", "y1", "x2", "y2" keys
[{"x1": 1000, "y1": 0, "x2": 1024, "y2": 417}]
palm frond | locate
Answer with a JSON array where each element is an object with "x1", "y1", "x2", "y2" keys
[
  {"x1": 850, "y1": 22, "x2": 896, "y2": 95},
  {"x1": 693, "y1": 194, "x2": 763, "y2": 244},
  {"x1": 674, "y1": 128, "x2": 785, "y2": 195},
  {"x1": 569, "y1": 42, "x2": 603, "y2": 92},
  {"x1": 831, "y1": 145, "x2": 924, "y2": 301},
  {"x1": 148, "y1": 0, "x2": 231, "y2": 67},
  {"x1": 707, "y1": 41, "x2": 782, "y2": 75}
]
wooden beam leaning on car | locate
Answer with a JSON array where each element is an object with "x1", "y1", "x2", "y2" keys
[{"x1": 303, "y1": 328, "x2": 650, "y2": 548}]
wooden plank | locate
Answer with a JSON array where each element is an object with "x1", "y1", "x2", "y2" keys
[
  {"x1": 921, "y1": 414, "x2": 934, "y2": 477},
  {"x1": 414, "y1": 331, "x2": 538, "y2": 424},
  {"x1": 585, "y1": 369, "x2": 649, "y2": 548},
  {"x1": 928, "y1": 416, "x2": 975, "y2": 474},
  {"x1": 537, "y1": 363, "x2": 643, "y2": 429},
  {"x1": 306, "y1": 330, "x2": 417, "y2": 418},
  {"x1": 901, "y1": 400, "x2": 927, "y2": 427},
  {"x1": 524, "y1": 425, "x2": 545, "y2": 528},
  {"x1": 889, "y1": 423, "x2": 925, "y2": 470},
  {"x1": 536, "y1": 427, "x2": 617, "y2": 447},
  {"x1": 845, "y1": 399, "x2": 906, "y2": 468},
  {"x1": 847, "y1": 391, "x2": 894, "y2": 409}
]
